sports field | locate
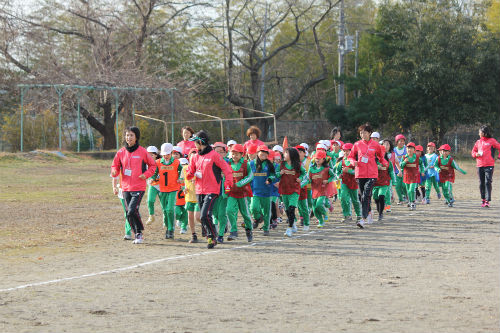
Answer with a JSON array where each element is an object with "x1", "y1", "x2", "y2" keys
[{"x1": 0, "y1": 152, "x2": 498, "y2": 332}]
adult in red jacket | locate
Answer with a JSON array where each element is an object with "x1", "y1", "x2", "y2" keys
[
  {"x1": 348, "y1": 123, "x2": 388, "y2": 228},
  {"x1": 471, "y1": 125, "x2": 500, "y2": 206},
  {"x1": 186, "y1": 130, "x2": 234, "y2": 249},
  {"x1": 111, "y1": 127, "x2": 157, "y2": 244}
]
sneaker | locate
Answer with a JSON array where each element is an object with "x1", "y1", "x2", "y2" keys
[
  {"x1": 279, "y1": 203, "x2": 285, "y2": 215},
  {"x1": 426, "y1": 198, "x2": 430, "y2": 204},
  {"x1": 292, "y1": 223, "x2": 298, "y2": 233},
  {"x1": 123, "y1": 234, "x2": 133, "y2": 240},
  {"x1": 133, "y1": 233, "x2": 144, "y2": 244},
  {"x1": 385, "y1": 205, "x2": 392, "y2": 212},
  {"x1": 168, "y1": 230, "x2": 175, "y2": 239},
  {"x1": 303, "y1": 225, "x2": 310, "y2": 232},
  {"x1": 484, "y1": 201, "x2": 490, "y2": 208},
  {"x1": 165, "y1": 230, "x2": 171, "y2": 239},
  {"x1": 356, "y1": 219, "x2": 365, "y2": 229},
  {"x1": 437, "y1": 193, "x2": 442, "y2": 199},
  {"x1": 253, "y1": 217, "x2": 263, "y2": 229},
  {"x1": 270, "y1": 220, "x2": 278, "y2": 229},
  {"x1": 207, "y1": 237, "x2": 217, "y2": 249},
  {"x1": 284, "y1": 227, "x2": 293, "y2": 237},
  {"x1": 378, "y1": 213, "x2": 383, "y2": 221},
  {"x1": 189, "y1": 234, "x2": 198, "y2": 243},
  {"x1": 245, "y1": 229, "x2": 253, "y2": 242},
  {"x1": 317, "y1": 223, "x2": 324, "y2": 228},
  {"x1": 227, "y1": 231, "x2": 238, "y2": 241},
  {"x1": 481, "y1": 199, "x2": 486, "y2": 207},
  {"x1": 276, "y1": 217, "x2": 283, "y2": 224},
  {"x1": 397, "y1": 201, "x2": 403, "y2": 205},
  {"x1": 263, "y1": 230, "x2": 270, "y2": 236},
  {"x1": 448, "y1": 201, "x2": 454, "y2": 207},
  {"x1": 411, "y1": 203, "x2": 416, "y2": 210},
  {"x1": 216, "y1": 235, "x2": 224, "y2": 244},
  {"x1": 145, "y1": 215, "x2": 155, "y2": 225},
  {"x1": 180, "y1": 228, "x2": 187, "y2": 234},
  {"x1": 450, "y1": 198, "x2": 455, "y2": 204},
  {"x1": 341, "y1": 216, "x2": 352, "y2": 223}
]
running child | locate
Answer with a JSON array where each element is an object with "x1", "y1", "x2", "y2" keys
[
  {"x1": 334, "y1": 143, "x2": 361, "y2": 223},
  {"x1": 435, "y1": 144, "x2": 467, "y2": 207},
  {"x1": 415, "y1": 145, "x2": 427, "y2": 203},
  {"x1": 308, "y1": 150, "x2": 335, "y2": 229},
  {"x1": 424, "y1": 142, "x2": 441, "y2": 204},
  {"x1": 145, "y1": 146, "x2": 161, "y2": 225},
  {"x1": 225, "y1": 144, "x2": 255, "y2": 241},
  {"x1": 393, "y1": 134, "x2": 408, "y2": 204},
  {"x1": 277, "y1": 147, "x2": 307, "y2": 237},
  {"x1": 399, "y1": 142, "x2": 425, "y2": 211},
  {"x1": 296, "y1": 145, "x2": 311, "y2": 230}
]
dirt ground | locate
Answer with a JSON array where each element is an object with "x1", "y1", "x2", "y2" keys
[{"x1": 0, "y1": 153, "x2": 498, "y2": 333}]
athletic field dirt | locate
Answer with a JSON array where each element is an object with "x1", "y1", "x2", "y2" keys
[{"x1": 0, "y1": 154, "x2": 498, "y2": 332}]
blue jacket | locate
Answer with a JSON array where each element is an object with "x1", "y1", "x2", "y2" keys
[
  {"x1": 424, "y1": 153, "x2": 440, "y2": 181},
  {"x1": 250, "y1": 159, "x2": 275, "y2": 197}
]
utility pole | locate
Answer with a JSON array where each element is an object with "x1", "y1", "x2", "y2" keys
[
  {"x1": 354, "y1": 30, "x2": 359, "y2": 98},
  {"x1": 260, "y1": 2, "x2": 268, "y2": 113},
  {"x1": 337, "y1": 0, "x2": 345, "y2": 106}
]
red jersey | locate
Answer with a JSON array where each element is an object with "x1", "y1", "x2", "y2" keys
[
  {"x1": 374, "y1": 164, "x2": 391, "y2": 187},
  {"x1": 403, "y1": 155, "x2": 421, "y2": 184},
  {"x1": 228, "y1": 160, "x2": 252, "y2": 199},
  {"x1": 279, "y1": 164, "x2": 301, "y2": 195},
  {"x1": 438, "y1": 156, "x2": 455, "y2": 183},
  {"x1": 348, "y1": 139, "x2": 388, "y2": 179},
  {"x1": 340, "y1": 159, "x2": 358, "y2": 190},
  {"x1": 310, "y1": 167, "x2": 330, "y2": 199},
  {"x1": 111, "y1": 146, "x2": 157, "y2": 192}
]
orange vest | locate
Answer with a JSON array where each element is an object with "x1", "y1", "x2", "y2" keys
[
  {"x1": 176, "y1": 184, "x2": 186, "y2": 206},
  {"x1": 156, "y1": 158, "x2": 181, "y2": 192}
]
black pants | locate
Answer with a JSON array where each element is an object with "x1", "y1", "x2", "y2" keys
[
  {"x1": 271, "y1": 201, "x2": 277, "y2": 222},
  {"x1": 478, "y1": 166, "x2": 494, "y2": 201},
  {"x1": 357, "y1": 178, "x2": 376, "y2": 219},
  {"x1": 286, "y1": 206, "x2": 296, "y2": 227},
  {"x1": 374, "y1": 195, "x2": 385, "y2": 215},
  {"x1": 197, "y1": 193, "x2": 219, "y2": 239},
  {"x1": 124, "y1": 191, "x2": 145, "y2": 235}
]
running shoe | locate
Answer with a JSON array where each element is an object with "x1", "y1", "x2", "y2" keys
[
  {"x1": 227, "y1": 231, "x2": 238, "y2": 240},
  {"x1": 216, "y1": 235, "x2": 224, "y2": 244},
  {"x1": 207, "y1": 237, "x2": 217, "y2": 249},
  {"x1": 385, "y1": 205, "x2": 392, "y2": 212},
  {"x1": 303, "y1": 225, "x2": 310, "y2": 232},
  {"x1": 481, "y1": 199, "x2": 486, "y2": 207},
  {"x1": 270, "y1": 220, "x2": 278, "y2": 229},
  {"x1": 437, "y1": 193, "x2": 442, "y2": 199},
  {"x1": 284, "y1": 227, "x2": 293, "y2": 237},
  {"x1": 426, "y1": 198, "x2": 430, "y2": 204},
  {"x1": 245, "y1": 229, "x2": 253, "y2": 242},
  {"x1": 189, "y1": 233, "x2": 198, "y2": 243},
  {"x1": 356, "y1": 219, "x2": 365, "y2": 229},
  {"x1": 484, "y1": 201, "x2": 490, "y2": 208},
  {"x1": 341, "y1": 216, "x2": 352, "y2": 223},
  {"x1": 448, "y1": 202, "x2": 454, "y2": 207},
  {"x1": 165, "y1": 230, "x2": 171, "y2": 239},
  {"x1": 253, "y1": 217, "x2": 263, "y2": 229},
  {"x1": 263, "y1": 230, "x2": 270, "y2": 236},
  {"x1": 378, "y1": 213, "x2": 383, "y2": 221},
  {"x1": 123, "y1": 234, "x2": 133, "y2": 240},
  {"x1": 317, "y1": 223, "x2": 324, "y2": 228},
  {"x1": 133, "y1": 233, "x2": 143, "y2": 244},
  {"x1": 292, "y1": 223, "x2": 298, "y2": 233},
  {"x1": 145, "y1": 215, "x2": 155, "y2": 225},
  {"x1": 279, "y1": 202, "x2": 284, "y2": 215},
  {"x1": 411, "y1": 202, "x2": 416, "y2": 210},
  {"x1": 397, "y1": 201, "x2": 403, "y2": 205},
  {"x1": 180, "y1": 228, "x2": 187, "y2": 234}
]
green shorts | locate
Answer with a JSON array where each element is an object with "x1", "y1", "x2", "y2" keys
[{"x1": 185, "y1": 202, "x2": 200, "y2": 212}]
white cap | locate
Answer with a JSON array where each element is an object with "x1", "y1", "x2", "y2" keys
[
  {"x1": 146, "y1": 146, "x2": 159, "y2": 154},
  {"x1": 179, "y1": 158, "x2": 189, "y2": 165},
  {"x1": 272, "y1": 145, "x2": 283, "y2": 153},
  {"x1": 319, "y1": 140, "x2": 331, "y2": 148},
  {"x1": 227, "y1": 140, "x2": 237, "y2": 146},
  {"x1": 339, "y1": 151, "x2": 345, "y2": 158},
  {"x1": 173, "y1": 146, "x2": 183, "y2": 154},
  {"x1": 316, "y1": 143, "x2": 327, "y2": 150},
  {"x1": 299, "y1": 143, "x2": 309, "y2": 151},
  {"x1": 379, "y1": 139, "x2": 384, "y2": 145},
  {"x1": 160, "y1": 143, "x2": 173, "y2": 155},
  {"x1": 371, "y1": 131, "x2": 380, "y2": 139}
]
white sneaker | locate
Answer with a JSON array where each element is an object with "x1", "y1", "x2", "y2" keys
[
  {"x1": 145, "y1": 215, "x2": 155, "y2": 225},
  {"x1": 357, "y1": 219, "x2": 365, "y2": 229},
  {"x1": 123, "y1": 234, "x2": 132, "y2": 240},
  {"x1": 284, "y1": 228, "x2": 293, "y2": 237},
  {"x1": 180, "y1": 228, "x2": 187, "y2": 234},
  {"x1": 132, "y1": 234, "x2": 144, "y2": 244},
  {"x1": 292, "y1": 223, "x2": 298, "y2": 233},
  {"x1": 303, "y1": 225, "x2": 310, "y2": 232}
]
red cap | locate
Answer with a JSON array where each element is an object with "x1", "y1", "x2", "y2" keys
[
  {"x1": 395, "y1": 134, "x2": 406, "y2": 142},
  {"x1": 342, "y1": 143, "x2": 353, "y2": 150},
  {"x1": 415, "y1": 145, "x2": 424, "y2": 152},
  {"x1": 257, "y1": 144, "x2": 270, "y2": 153},
  {"x1": 267, "y1": 150, "x2": 275, "y2": 161},
  {"x1": 295, "y1": 145, "x2": 306, "y2": 151},
  {"x1": 407, "y1": 142, "x2": 416, "y2": 148},
  {"x1": 315, "y1": 150, "x2": 327, "y2": 159},
  {"x1": 214, "y1": 142, "x2": 227, "y2": 150},
  {"x1": 231, "y1": 144, "x2": 245, "y2": 154},
  {"x1": 438, "y1": 144, "x2": 451, "y2": 151},
  {"x1": 247, "y1": 145, "x2": 258, "y2": 155},
  {"x1": 427, "y1": 142, "x2": 436, "y2": 147},
  {"x1": 188, "y1": 148, "x2": 198, "y2": 155}
]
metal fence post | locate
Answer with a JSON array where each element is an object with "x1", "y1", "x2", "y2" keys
[{"x1": 54, "y1": 85, "x2": 67, "y2": 151}]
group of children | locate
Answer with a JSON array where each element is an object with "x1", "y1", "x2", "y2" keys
[{"x1": 113, "y1": 125, "x2": 469, "y2": 247}]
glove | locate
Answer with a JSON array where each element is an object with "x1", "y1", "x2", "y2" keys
[{"x1": 195, "y1": 171, "x2": 202, "y2": 179}]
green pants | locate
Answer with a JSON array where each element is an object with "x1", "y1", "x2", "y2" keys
[
  {"x1": 147, "y1": 184, "x2": 161, "y2": 216},
  {"x1": 119, "y1": 198, "x2": 132, "y2": 236},
  {"x1": 340, "y1": 183, "x2": 361, "y2": 217},
  {"x1": 175, "y1": 205, "x2": 188, "y2": 230},
  {"x1": 298, "y1": 199, "x2": 310, "y2": 226},
  {"x1": 440, "y1": 181, "x2": 453, "y2": 203},
  {"x1": 159, "y1": 191, "x2": 177, "y2": 231},
  {"x1": 213, "y1": 195, "x2": 229, "y2": 233},
  {"x1": 226, "y1": 197, "x2": 253, "y2": 234},
  {"x1": 251, "y1": 196, "x2": 272, "y2": 231},
  {"x1": 282, "y1": 193, "x2": 299, "y2": 209},
  {"x1": 405, "y1": 183, "x2": 418, "y2": 202},
  {"x1": 395, "y1": 174, "x2": 407, "y2": 202},
  {"x1": 313, "y1": 196, "x2": 327, "y2": 225},
  {"x1": 373, "y1": 185, "x2": 390, "y2": 200},
  {"x1": 307, "y1": 189, "x2": 313, "y2": 213},
  {"x1": 425, "y1": 176, "x2": 441, "y2": 199},
  {"x1": 385, "y1": 182, "x2": 393, "y2": 206}
]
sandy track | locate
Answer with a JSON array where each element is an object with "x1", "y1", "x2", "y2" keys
[{"x1": 0, "y1": 161, "x2": 499, "y2": 332}]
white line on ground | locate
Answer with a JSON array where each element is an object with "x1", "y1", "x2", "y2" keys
[{"x1": 0, "y1": 229, "x2": 324, "y2": 293}]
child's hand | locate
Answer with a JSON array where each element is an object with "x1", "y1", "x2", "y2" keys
[{"x1": 113, "y1": 187, "x2": 119, "y2": 195}]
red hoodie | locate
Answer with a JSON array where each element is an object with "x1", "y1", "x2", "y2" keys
[
  {"x1": 471, "y1": 137, "x2": 500, "y2": 167},
  {"x1": 186, "y1": 146, "x2": 234, "y2": 195},
  {"x1": 111, "y1": 146, "x2": 157, "y2": 192},
  {"x1": 348, "y1": 139, "x2": 388, "y2": 179}
]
